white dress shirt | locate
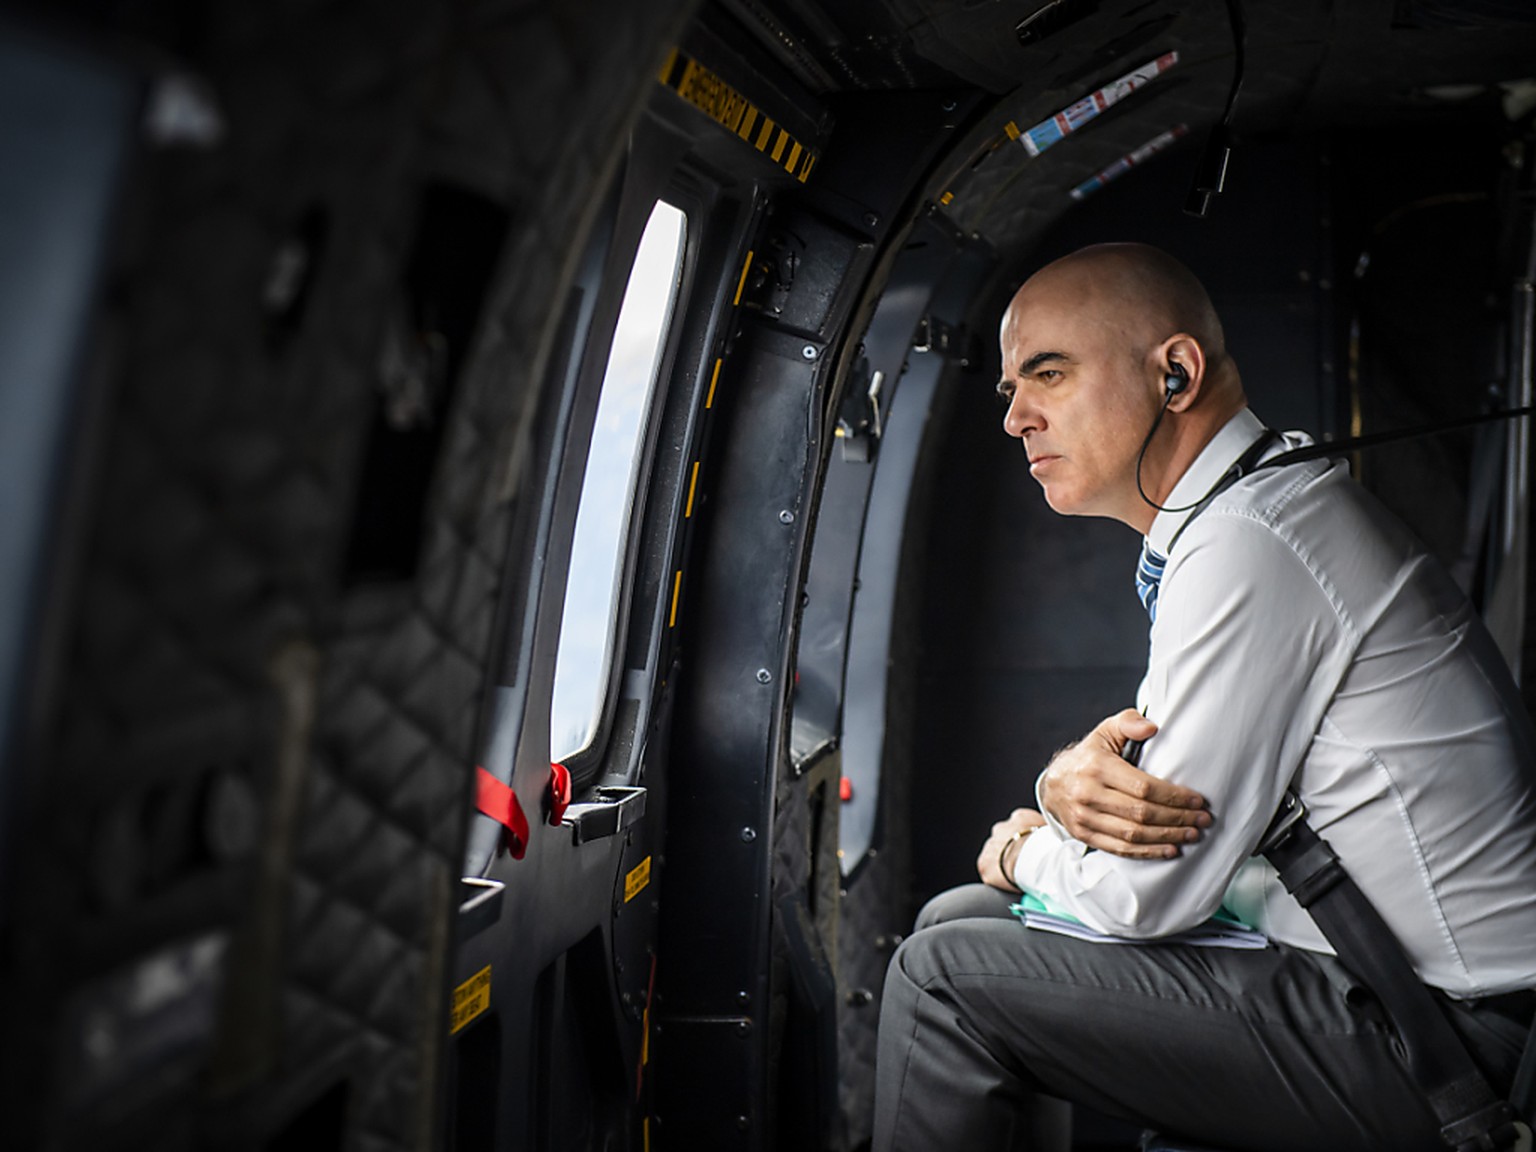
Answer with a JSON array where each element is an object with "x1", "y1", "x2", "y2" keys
[{"x1": 1015, "y1": 407, "x2": 1536, "y2": 997}]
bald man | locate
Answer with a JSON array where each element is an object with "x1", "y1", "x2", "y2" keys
[{"x1": 872, "y1": 244, "x2": 1536, "y2": 1151}]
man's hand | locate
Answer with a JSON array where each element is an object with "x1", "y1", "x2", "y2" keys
[
  {"x1": 1038, "y1": 709, "x2": 1210, "y2": 859},
  {"x1": 977, "y1": 808, "x2": 1048, "y2": 891}
]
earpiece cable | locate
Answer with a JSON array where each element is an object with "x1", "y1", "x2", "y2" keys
[{"x1": 1137, "y1": 390, "x2": 1213, "y2": 514}]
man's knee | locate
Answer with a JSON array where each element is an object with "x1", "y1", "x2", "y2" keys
[
  {"x1": 884, "y1": 917, "x2": 972, "y2": 1011},
  {"x1": 887, "y1": 911, "x2": 1014, "y2": 1002},
  {"x1": 915, "y1": 883, "x2": 1017, "y2": 931}
]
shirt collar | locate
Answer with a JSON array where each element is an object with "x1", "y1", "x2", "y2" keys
[{"x1": 1146, "y1": 407, "x2": 1268, "y2": 556}]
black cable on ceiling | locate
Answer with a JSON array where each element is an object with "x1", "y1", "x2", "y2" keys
[{"x1": 1184, "y1": 0, "x2": 1245, "y2": 217}]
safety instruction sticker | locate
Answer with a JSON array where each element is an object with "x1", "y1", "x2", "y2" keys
[
  {"x1": 625, "y1": 856, "x2": 652, "y2": 903},
  {"x1": 450, "y1": 965, "x2": 492, "y2": 1034},
  {"x1": 658, "y1": 49, "x2": 819, "y2": 183},
  {"x1": 1018, "y1": 52, "x2": 1179, "y2": 157}
]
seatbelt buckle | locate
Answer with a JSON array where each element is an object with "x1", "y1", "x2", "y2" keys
[
  {"x1": 1255, "y1": 788, "x2": 1307, "y2": 856},
  {"x1": 1437, "y1": 1087, "x2": 1520, "y2": 1151}
]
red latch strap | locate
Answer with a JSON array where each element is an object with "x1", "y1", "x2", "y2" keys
[
  {"x1": 476, "y1": 766, "x2": 530, "y2": 859},
  {"x1": 548, "y1": 762, "x2": 572, "y2": 825}
]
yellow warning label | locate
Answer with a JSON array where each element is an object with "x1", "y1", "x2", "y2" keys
[
  {"x1": 659, "y1": 50, "x2": 820, "y2": 183},
  {"x1": 625, "y1": 856, "x2": 653, "y2": 903},
  {"x1": 1003, "y1": 120, "x2": 1022, "y2": 141},
  {"x1": 939, "y1": 191, "x2": 954, "y2": 206},
  {"x1": 677, "y1": 59, "x2": 755, "y2": 137},
  {"x1": 450, "y1": 965, "x2": 492, "y2": 1034}
]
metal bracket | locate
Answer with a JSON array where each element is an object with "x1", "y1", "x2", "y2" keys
[
  {"x1": 866, "y1": 369, "x2": 885, "y2": 441},
  {"x1": 1254, "y1": 788, "x2": 1307, "y2": 857},
  {"x1": 837, "y1": 354, "x2": 893, "y2": 463},
  {"x1": 563, "y1": 786, "x2": 647, "y2": 845},
  {"x1": 456, "y1": 877, "x2": 504, "y2": 941},
  {"x1": 912, "y1": 315, "x2": 959, "y2": 356}
]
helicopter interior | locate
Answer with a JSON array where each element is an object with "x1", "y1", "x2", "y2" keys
[{"x1": 2, "y1": 0, "x2": 1536, "y2": 1150}]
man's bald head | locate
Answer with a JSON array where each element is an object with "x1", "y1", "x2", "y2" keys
[{"x1": 1005, "y1": 243, "x2": 1229, "y2": 380}]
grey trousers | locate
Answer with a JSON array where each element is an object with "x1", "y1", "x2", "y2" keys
[{"x1": 873, "y1": 884, "x2": 1529, "y2": 1152}]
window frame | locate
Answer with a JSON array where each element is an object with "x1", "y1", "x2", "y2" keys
[
  {"x1": 539, "y1": 132, "x2": 754, "y2": 789},
  {"x1": 549, "y1": 198, "x2": 691, "y2": 768}
]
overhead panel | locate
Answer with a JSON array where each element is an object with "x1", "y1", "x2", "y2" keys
[{"x1": 914, "y1": 0, "x2": 1336, "y2": 265}]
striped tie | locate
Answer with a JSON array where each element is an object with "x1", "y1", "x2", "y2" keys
[{"x1": 1135, "y1": 541, "x2": 1167, "y2": 622}]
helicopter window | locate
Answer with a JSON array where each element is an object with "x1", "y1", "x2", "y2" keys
[{"x1": 549, "y1": 199, "x2": 688, "y2": 764}]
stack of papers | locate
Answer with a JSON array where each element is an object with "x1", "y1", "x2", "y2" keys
[{"x1": 1010, "y1": 892, "x2": 1268, "y2": 950}]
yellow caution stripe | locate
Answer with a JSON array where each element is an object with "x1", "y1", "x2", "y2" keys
[
  {"x1": 733, "y1": 252, "x2": 754, "y2": 307},
  {"x1": 685, "y1": 461, "x2": 701, "y2": 518},
  {"x1": 706, "y1": 358, "x2": 723, "y2": 409},
  {"x1": 659, "y1": 49, "x2": 820, "y2": 183}
]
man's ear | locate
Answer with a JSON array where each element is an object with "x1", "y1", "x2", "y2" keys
[{"x1": 1159, "y1": 334, "x2": 1206, "y2": 412}]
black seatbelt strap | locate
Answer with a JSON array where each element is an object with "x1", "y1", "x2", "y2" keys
[
  {"x1": 1164, "y1": 403, "x2": 1536, "y2": 553},
  {"x1": 1260, "y1": 403, "x2": 1536, "y2": 469},
  {"x1": 1166, "y1": 429, "x2": 1280, "y2": 552},
  {"x1": 1257, "y1": 793, "x2": 1522, "y2": 1152},
  {"x1": 1514, "y1": 1011, "x2": 1536, "y2": 1127}
]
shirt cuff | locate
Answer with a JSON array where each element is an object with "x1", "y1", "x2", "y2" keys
[
  {"x1": 1011, "y1": 823, "x2": 1082, "y2": 892},
  {"x1": 1034, "y1": 773, "x2": 1074, "y2": 841}
]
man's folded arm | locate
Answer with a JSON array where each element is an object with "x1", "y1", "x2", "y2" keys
[{"x1": 1013, "y1": 515, "x2": 1356, "y2": 938}]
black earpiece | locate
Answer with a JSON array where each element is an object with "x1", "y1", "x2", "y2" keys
[
  {"x1": 1164, "y1": 362, "x2": 1189, "y2": 396},
  {"x1": 1136, "y1": 361, "x2": 1202, "y2": 512}
]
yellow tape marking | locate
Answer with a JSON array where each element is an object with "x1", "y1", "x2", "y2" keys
[
  {"x1": 706, "y1": 357, "x2": 722, "y2": 408},
  {"x1": 738, "y1": 105, "x2": 758, "y2": 140},
  {"x1": 644, "y1": 1118, "x2": 651, "y2": 1152},
  {"x1": 733, "y1": 252, "x2": 753, "y2": 307},
  {"x1": 785, "y1": 140, "x2": 802, "y2": 174},
  {"x1": 658, "y1": 48, "x2": 679, "y2": 85},
  {"x1": 798, "y1": 154, "x2": 817, "y2": 183},
  {"x1": 450, "y1": 965, "x2": 492, "y2": 1034},
  {"x1": 756, "y1": 116, "x2": 775, "y2": 151},
  {"x1": 669, "y1": 571, "x2": 682, "y2": 628},
  {"x1": 940, "y1": 191, "x2": 954, "y2": 206},
  {"x1": 685, "y1": 461, "x2": 700, "y2": 518},
  {"x1": 771, "y1": 129, "x2": 789, "y2": 162},
  {"x1": 1004, "y1": 120, "x2": 1022, "y2": 141},
  {"x1": 625, "y1": 856, "x2": 653, "y2": 903}
]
